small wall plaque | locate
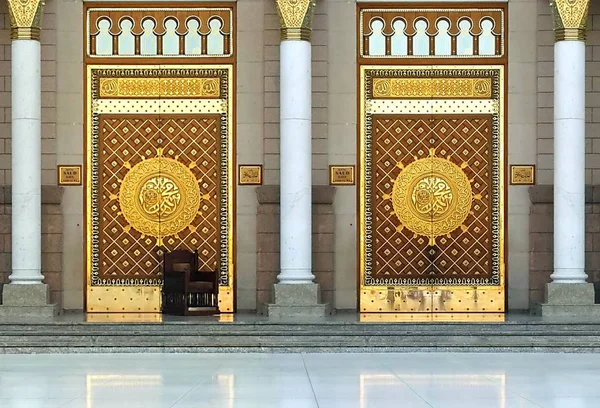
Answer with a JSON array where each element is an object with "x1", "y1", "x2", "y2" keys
[
  {"x1": 510, "y1": 165, "x2": 535, "y2": 185},
  {"x1": 238, "y1": 165, "x2": 262, "y2": 185},
  {"x1": 330, "y1": 165, "x2": 355, "y2": 185},
  {"x1": 57, "y1": 165, "x2": 82, "y2": 186}
]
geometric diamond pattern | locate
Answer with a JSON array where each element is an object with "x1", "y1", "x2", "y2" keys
[
  {"x1": 372, "y1": 115, "x2": 491, "y2": 281},
  {"x1": 99, "y1": 115, "x2": 220, "y2": 281}
]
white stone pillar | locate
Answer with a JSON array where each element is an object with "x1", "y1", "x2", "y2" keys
[
  {"x1": 268, "y1": 0, "x2": 328, "y2": 318},
  {"x1": 550, "y1": 0, "x2": 590, "y2": 284},
  {"x1": 0, "y1": 0, "x2": 55, "y2": 317},
  {"x1": 7, "y1": 1, "x2": 44, "y2": 285},
  {"x1": 276, "y1": 0, "x2": 316, "y2": 285},
  {"x1": 9, "y1": 40, "x2": 43, "y2": 284},
  {"x1": 278, "y1": 40, "x2": 314, "y2": 284},
  {"x1": 552, "y1": 41, "x2": 587, "y2": 283}
]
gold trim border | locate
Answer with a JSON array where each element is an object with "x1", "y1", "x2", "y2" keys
[
  {"x1": 86, "y1": 64, "x2": 235, "y2": 313},
  {"x1": 11, "y1": 27, "x2": 40, "y2": 41},
  {"x1": 358, "y1": 65, "x2": 505, "y2": 313}
]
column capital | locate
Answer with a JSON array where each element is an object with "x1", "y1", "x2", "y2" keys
[
  {"x1": 550, "y1": 0, "x2": 590, "y2": 42},
  {"x1": 275, "y1": 0, "x2": 317, "y2": 42},
  {"x1": 7, "y1": 0, "x2": 45, "y2": 41}
]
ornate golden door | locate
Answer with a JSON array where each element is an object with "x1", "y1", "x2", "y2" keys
[
  {"x1": 84, "y1": 5, "x2": 235, "y2": 313},
  {"x1": 358, "y1": 6, "x2": 506, "y2": 314}
]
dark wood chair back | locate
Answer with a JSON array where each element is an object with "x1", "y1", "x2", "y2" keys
[
  {"x1": 162, "y1": 249, "x2": 219, "y2": 315},
  {"x1": 162, "y1": 250, "x2": 197, "y2": 315}
]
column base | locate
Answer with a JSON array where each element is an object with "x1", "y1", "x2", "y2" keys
[
  {"x1": 267, "y1": 283, "x2": 331, "y2": 320},
  {"x1": 0, "y1": 284, "x2": 57, "y2": 318},
  {"x1": 541, "y1": 283, "x2": 600, "y2": 318}
]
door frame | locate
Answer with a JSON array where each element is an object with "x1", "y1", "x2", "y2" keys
[{"x1": 357, "y1": 65, "x2": 506, "y2": 313}]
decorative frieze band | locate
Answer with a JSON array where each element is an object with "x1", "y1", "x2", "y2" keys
[
  {"x1": 372, "y1": 78, "x2": 492, "y2": 99},
  {"x1": 93, "y1": 99, "x2": 227, "y2": 114},
  {"x1": 99, "y1": 78, "x2": 221, "y2": 98},
  {"x1": 550, "y1": 0, "x2": 591, "y2": 41},
  {"x1": 366, "y1": 99, "x2": 499, "y2": 115},
  {"x1": 7, "y1": 0, "x2": 44, "y2": 41},
  {"x1": 275, "y1": 0, "x2": 317, "y2": 42}
]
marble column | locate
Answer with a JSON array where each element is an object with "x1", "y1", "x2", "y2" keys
[
  {"x1": 268, "y1": 0, "x2": 328, "y2": 318},
  {"x1": 276, "y1": 0, "x2": 316, "y2": 285},
  {"x1": 552, "y1": 40, "x2": 586, "y2": 284},
  {"x1": 0, "y1": 0, "x2": 55, "y2": 316},
  {"x1": 543, "y1": 0, "x2": 600, "y2": 317},
  {"x1": 8, "y1": 0, "x2": 44, "y2": 285},
  {"x1": 550, "y1": 0, "x2": 589, "y2": 284}
]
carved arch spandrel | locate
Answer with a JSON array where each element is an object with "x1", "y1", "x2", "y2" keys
[
  {"x1": 359, "y1": 6, "x2": 506, "y2": 63},
  {"x1": 86, "y1": 5, "x2": 234, "y2": 62}
]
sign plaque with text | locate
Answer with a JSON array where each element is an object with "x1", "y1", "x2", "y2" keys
[
  {"x1": 57, "y1": 165, "x2": 82, "y2": 186},
  {"x1": 239, "y1": 165, "x2": 263, "y2": 185},
  {"x1": 330, "y1": 165, "x2": 355, "y2": 185},
  {"x1": 510, "y1": 165, "x2": 535, "y2": 185}
]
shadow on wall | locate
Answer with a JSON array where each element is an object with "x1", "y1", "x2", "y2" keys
[
  {"x1": 0, "y1": 186, "x2": 64, "y2": 309},
  {"x1": 529, "y1": 185, "x2": 600, "y2": 307}
]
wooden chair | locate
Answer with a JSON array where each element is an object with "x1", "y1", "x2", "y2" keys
[
  {"x1": 162, "y1": 249, "x2": 219, "y2": 316},
  {"x1": 187, "y1": 268, "x2": 219, "y2": 315},
  {"x1": 162, "y1": 249, "x2": 196, "y2": 316}
]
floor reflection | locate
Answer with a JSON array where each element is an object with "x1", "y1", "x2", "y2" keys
[
  {"x1": 0, "y1": 353, "x2": 598, "y2": 408},
  {"x1": 86, "y1": 375, "x2": 163, "y2": 408}
]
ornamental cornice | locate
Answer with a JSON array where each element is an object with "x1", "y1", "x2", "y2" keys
[
  {"x1": 6, "y1": 0, "x2": 45, "y2": 41},
  {"x1": 549, "y1": 0, "x2": 590, "y2": 41},
  {"x1": 275, "y1": 0, "x2": 317, "y2": 42}
]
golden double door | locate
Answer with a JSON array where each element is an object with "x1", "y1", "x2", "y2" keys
[
  {"x1": 85, "y1": 66, "x2": 235, "y2": 313},
  {"x1": 357, "y1": 4, "x2": 507, "y2": 315},
  {"x1": 359, "y1": 66, "x2": 505, "y2": 314},
  {"x1": 83, "y1": 4, "x2": 236, "y2": 314}
]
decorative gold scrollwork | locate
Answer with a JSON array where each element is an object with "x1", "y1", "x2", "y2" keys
[
  {"x1": 119, "y1": 154, "x2": 203, "y2": 245},
  {"x1": 372, "y1": 78, "x2": 493, "y2": 99},
  {"x1": 7, "y1": 0, "x2": 44, "y2": 40},
  {"x1": 412, "y1": 176, "x2": 454, "y2": 220},
  {"x1": 550, "y1": 0, "x2": 591, "y2": 41},
  {"x1": 275, "y1": 0, "x2": 317, "y2": 42},
  {"x1": 473, "y1": 79, "x2": 491, "y2": 97},
  {"x1": 99, "y1": 78, "x2": 221, "y2": 98},
  {"x1": 390, "y1": 149, "x2": 474, "y2": 246},
  {"x1": 100, "y1": 78, "x2": 119, "y2": 97},
  {"x1": 138, "y1": 175, "x2": 182, "y2": 220}
]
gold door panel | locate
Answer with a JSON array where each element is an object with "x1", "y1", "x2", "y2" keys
[
  {"x1": 98, "y1": 116, "x2": 220, "y2": 277},
  {"x1": 86, "y1": 66, "x2": 234, "y2": 313},
  {"x1": 359, "y1": 66, "x2": 505, "y2": 313}
]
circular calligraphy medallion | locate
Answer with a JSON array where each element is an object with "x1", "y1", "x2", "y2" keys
[
  {"x1": 373, "y1": 79, "x2": 391, "y2": 97},
  {"x1": 119, "y1": 157, "x2": 200, "y2": 238},
  {"x1": 392, "y1": 156, "x2": 472, "y2": 238}
]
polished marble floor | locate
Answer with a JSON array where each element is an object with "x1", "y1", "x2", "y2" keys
[{"x1": 0, "y1": 352, "x2": 599, "y2": 408}]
